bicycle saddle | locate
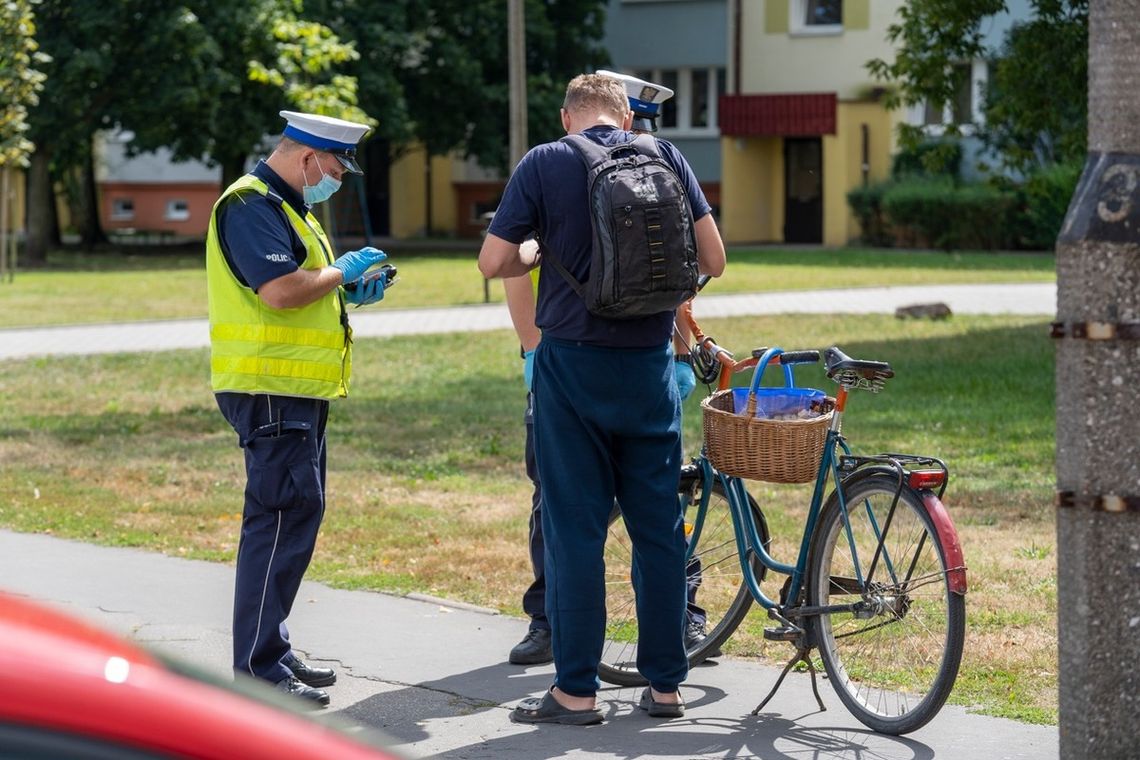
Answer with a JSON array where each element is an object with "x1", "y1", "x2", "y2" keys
[{"x1": 824, "y1": 346, "x2": 894, "y2": 391}]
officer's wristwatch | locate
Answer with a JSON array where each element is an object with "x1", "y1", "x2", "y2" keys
[{"x1": 674, "y1": 354, "x2": 693, "y2": 366}]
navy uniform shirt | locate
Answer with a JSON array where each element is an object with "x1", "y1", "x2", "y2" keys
[
  {"x1": 489, "y1": 125, "x2": 712, "y2": 349},
  {"x1": 216, "y1": 161, "x2": 315, "y2": 290}
]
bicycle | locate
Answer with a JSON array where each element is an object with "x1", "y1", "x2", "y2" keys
[{"x1": 599, "y1": 293, "x2": 967, "y2": 736}]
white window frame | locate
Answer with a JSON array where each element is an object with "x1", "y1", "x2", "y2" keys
[
  {"x1": 633, "y1": 66, "x2": 724, "y2": 139},
  {"x1": 164, "y1": 199, "x2": 190, "y2": 222},
  {"x1": 790, "y1": 0, "x2": 844, "y2": 37},
  {"x1": 111, "y1": 198, "x2": 134, "y2": 221},
  {"x1": 910, "y1": 59, "x2": 988, "y2": 136}
]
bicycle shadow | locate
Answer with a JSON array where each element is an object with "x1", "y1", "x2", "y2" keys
[{"x1": 338, "y1": 667, "x2": 937, "y2": 760}]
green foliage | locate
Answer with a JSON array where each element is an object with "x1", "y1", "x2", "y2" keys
[
  {"x1": 891, "y1": 139, "x2": 963, "y2": 179},
  {"x1": 879, "y1": 177, "x2": 1016, "y2": 250},
  {"x1": 308, "y1": 0, "x2": 610, "y2": 171},
  {"x1": 1001, "y1": 159, "x2": 1083, "y2": 249},
  {"x1": 846, "y1": 182, "x2": 894, "y2": 247},
  {"x1": 867, "y1": 0, "x2": 1005, "y2": 132},
  {"x1": 981, "y1": 2, "x2": 1087, "y2": 171},
  {"x1": 248, "y1": 15, "x2": 371, "y2": 126},
  {"x1": 0, "y1": 0, "x2": 47, "y2": 168},
  {"x1": 868, "y1": 0, "x2": 1087, "y2": 174}
]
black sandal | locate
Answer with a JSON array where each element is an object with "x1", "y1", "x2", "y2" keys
[
  {"x1": 510, "y1": 690, "x2": 604, "y2": 725},
  {"x1": 639, "y1": 687, "x2": 685, "y2": 718}
]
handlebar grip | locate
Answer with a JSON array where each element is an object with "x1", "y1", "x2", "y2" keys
[{"x1": 777, "y1": 350, "x2": 821, "y2": 365}]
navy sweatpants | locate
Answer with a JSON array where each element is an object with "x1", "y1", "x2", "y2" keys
[
  {"x1": 216, "y1": 392, "x2": 328, "y2": 684},
  {"x1": 533, "y1": 337, "x2": 688, "y2": 697}
]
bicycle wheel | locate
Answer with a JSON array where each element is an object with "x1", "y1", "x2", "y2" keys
[
  {"x1": 598, "y1": 473, "x2": 767, "y2": 686},
  {"x1": 808, "y1": 474, "x2": 965, "y2": 735}
]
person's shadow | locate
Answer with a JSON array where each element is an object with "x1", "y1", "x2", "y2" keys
[{"x1": 338, "y1": 663, "x2": 935, "y2": 760}]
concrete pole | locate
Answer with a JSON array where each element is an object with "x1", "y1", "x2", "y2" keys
[
  {"x1": 1055, "y1": 1, "x2": 1140, "y2": 756},
  {"x1": 508, "y1": 0, "x2": 528, "y2": 169}
]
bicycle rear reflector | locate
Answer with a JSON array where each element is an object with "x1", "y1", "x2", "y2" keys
[{"x1": 907, "y1": 470, "x2": 946, "y2": 490}]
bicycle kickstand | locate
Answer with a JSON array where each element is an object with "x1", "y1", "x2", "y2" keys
[{"x1": 750, "y1": 646, "x2": 826, "y2": 715}]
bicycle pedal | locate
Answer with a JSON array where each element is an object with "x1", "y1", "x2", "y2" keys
[{"x1": 763, "y1": 626, "x2": 801, "y2": 642}]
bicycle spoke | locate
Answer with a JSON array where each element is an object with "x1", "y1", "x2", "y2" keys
[{"x1": 809, "y1": 475, "x2": 965, "y2": 734}]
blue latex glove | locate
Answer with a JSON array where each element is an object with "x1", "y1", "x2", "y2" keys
[
  {"x1": 331, "y1": 247, "x2": 387, "y2": 284},
  {"x1": 343, "y1": 272, "x2": 386, "y2": 306},
  {"x1": 674, "y1": 360, "x2": 697, "y2": 401},
  {"x1": 523, "y1": 349, "x2": 535, "y2": 391}
]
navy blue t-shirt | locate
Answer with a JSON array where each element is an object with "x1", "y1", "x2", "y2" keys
[
  {"x1": 216, "y1": 161, "x2": 317, "y2": 291},
  {"x1": 488, "y1": 125, "x2": 712, "y2": 348}
]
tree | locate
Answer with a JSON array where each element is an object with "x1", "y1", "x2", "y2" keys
[
  {"x1": 0, "y1": 0, "x2": 47, "y2": 278},
  {"x1": 867, "y1": 0, "x2": 1005, "y2": 166},
  {"x1": 868, "y1": 0, "x2": 1087, "y2": 173},
  {"x1": 22, "y1": 0, "x2": 367, "y2": 263},
  {"x1": 1054, "y1": 1, "x2": 1140, "y2": 756},
  {"x1": 982, "y1": 2, "x2": 1087, "y2": 172},
  {"x1": 24, "y1": 0, "x2": 226, "y2": 262},
  {"x1": 306, "y1": 0, "x2": 609, "y2": 172}
]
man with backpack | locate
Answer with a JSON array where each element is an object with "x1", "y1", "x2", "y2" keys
[
  {"x1": 503, "y1": 71, "x2": 706, "y2": 669},
  {"x1": 479, "y1": 73, "x2": 725, "y2": 725}
]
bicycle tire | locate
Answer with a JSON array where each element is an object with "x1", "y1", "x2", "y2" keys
[
  {"x1": 807, "y1": 474, "x2": 965, "y2": 735},
  {"x1": 598, "y1": 475, "x2": 767, "y2": 686}
]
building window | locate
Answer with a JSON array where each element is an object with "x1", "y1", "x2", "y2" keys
[
  {"x1": 111, "y1": 198, "x2": 134, "y2": 221},
  {"x1": 631, "y1": 66, "x2": 725, "y2": 136},
  {"x1": 792, "y1": 0, "x2": 843, "y2": 35},
  {"x1": 165, "y1": 199, "x2": 190, "y2": 222},
  {"x1": 921, "y1": 61, "x2": 985, "y2": 128}
]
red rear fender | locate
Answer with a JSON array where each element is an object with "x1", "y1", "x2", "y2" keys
[{"x1": 921, "y1": 492, "x2": 968, "y2": 595}]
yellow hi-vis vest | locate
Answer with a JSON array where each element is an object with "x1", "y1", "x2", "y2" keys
[{"x1": 206, "y1": 175, "x2": 352, "y2": 399}]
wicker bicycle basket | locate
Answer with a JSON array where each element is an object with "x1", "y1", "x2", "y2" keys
[{"x1": 700, "y1": 389, "x2": 835, "y2": 484}]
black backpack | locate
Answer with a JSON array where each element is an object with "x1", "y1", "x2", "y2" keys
[{"x1": 544, "y1": 133, "x2": 699, "y2": 320}]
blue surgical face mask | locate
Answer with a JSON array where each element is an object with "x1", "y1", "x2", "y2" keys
[{"x1": 302, "y1": 158, "x2": 342, "y2": 205}]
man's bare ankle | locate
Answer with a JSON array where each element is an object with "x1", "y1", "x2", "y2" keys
[{"x1": 552, "y1": 686, "x2": 596, "y2": 710}]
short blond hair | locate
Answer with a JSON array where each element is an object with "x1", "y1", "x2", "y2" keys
[{"x1": 563, "y1": 74, "x2": 629, "y2": 121}]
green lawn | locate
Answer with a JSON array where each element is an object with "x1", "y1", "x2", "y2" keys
[
  {"x1": 0, "y1": 312, "x2": 1058, "y2": 724},
  {"x1": 0, "y1": 245, "x2": 1055, "y2": 328}
]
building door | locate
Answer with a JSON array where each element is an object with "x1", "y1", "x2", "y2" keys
[
  {"x1": 361, "y1": 139, "x2": 391, "y2": 237},
  {"x1": 784, "y1": 138, "x2": 823, "y2": 244}
]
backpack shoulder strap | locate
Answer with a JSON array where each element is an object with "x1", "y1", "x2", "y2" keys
[
  {"x1": 629, "y1": 133, "x2": 664, "y2": 160},
  {"x1": 560, "y1": 133, "x2": 611, "y2": 168},
  {"x1": 535, "y1": 235, "x2": 586, "y2": 298}
]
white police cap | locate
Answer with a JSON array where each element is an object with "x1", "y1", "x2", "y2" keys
[
  {"x1": 596, "y1": 70, "x2": 674, "y2": 132},
  {"x1": 279, "y1": 110, "x2": 370, "y2": 174}
]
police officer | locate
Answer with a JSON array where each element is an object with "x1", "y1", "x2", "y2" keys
[
  {"x1": 206, "y1": 110, "x2": 392, "y2": 708},
  {"x1": 481, "y1": 74, "x2": 725, "y2": 724}
]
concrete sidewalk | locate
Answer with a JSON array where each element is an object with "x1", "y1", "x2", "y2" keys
[
  {"x1": 1, "y1": 530, "x2": 1057, "y2": 759},
  {"x1": 0, "y1": 282, "x2": 1055, "y2": 360}
]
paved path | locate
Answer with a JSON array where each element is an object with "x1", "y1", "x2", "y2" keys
[
  {"x1": 0, "y1": 282, "x2": 1055, "y2": 360},
  {"x1": 0, "y1": 530, "x2": 1058, "y2": 760}
]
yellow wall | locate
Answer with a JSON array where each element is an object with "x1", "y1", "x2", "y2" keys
[
  {"x1": 388, "y1": 145, "x2": 457, "y2": 238},
  {"x1": 827, "y1": 100, "x2": 897, "y2": 244},
  {"x1": 746, "y1": 0, "x2": 904, "y2": 99},
  {"x1": 720, "y1": 136, "x2": 783, "y2": 243},
  {"x1": 720, "y1": 100, "x2": 896, "y2": 246}
]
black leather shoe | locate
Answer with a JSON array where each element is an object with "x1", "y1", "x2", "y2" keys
[
  {"x1": 285, "y1": 656, "x2": 337, "y2": 687},
  {"x1": 275, "y1": 676, "x2": 330, "y2": 708},
  {"x1": 509, "y1": 628, "x2": 553, "y2": 665},
  {"x1": 686, "y1": 620, "x2": 722, "y2": 658}
]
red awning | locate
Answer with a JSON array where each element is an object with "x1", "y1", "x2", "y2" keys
[{"x1": 719, "y1": 93, "x2": 837, "y2": 137}]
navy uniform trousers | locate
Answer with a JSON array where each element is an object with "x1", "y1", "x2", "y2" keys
[
  {"x1": 520, "y1": 392, "x2": 549, "y2": 631},
  {"x1": 533, "y1": 337, "x2": 689, "y2": 697},
  {"x1": 216, "y1": 391, "x2": 329, "y2": 684}
]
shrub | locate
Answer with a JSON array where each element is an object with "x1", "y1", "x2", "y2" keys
[
  {"x1": 846, "y1": 182, "x2": 894, "y2": 247},
  {"x1": 891, "y1": 139, "x2": 963, "y2": 180},
  {"x1": 881, "y1": 177, "x2": 1017, "y2": 250},
  {"x1": 1018, "y1": 160, "x2": 1084, "y2": 250}
]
